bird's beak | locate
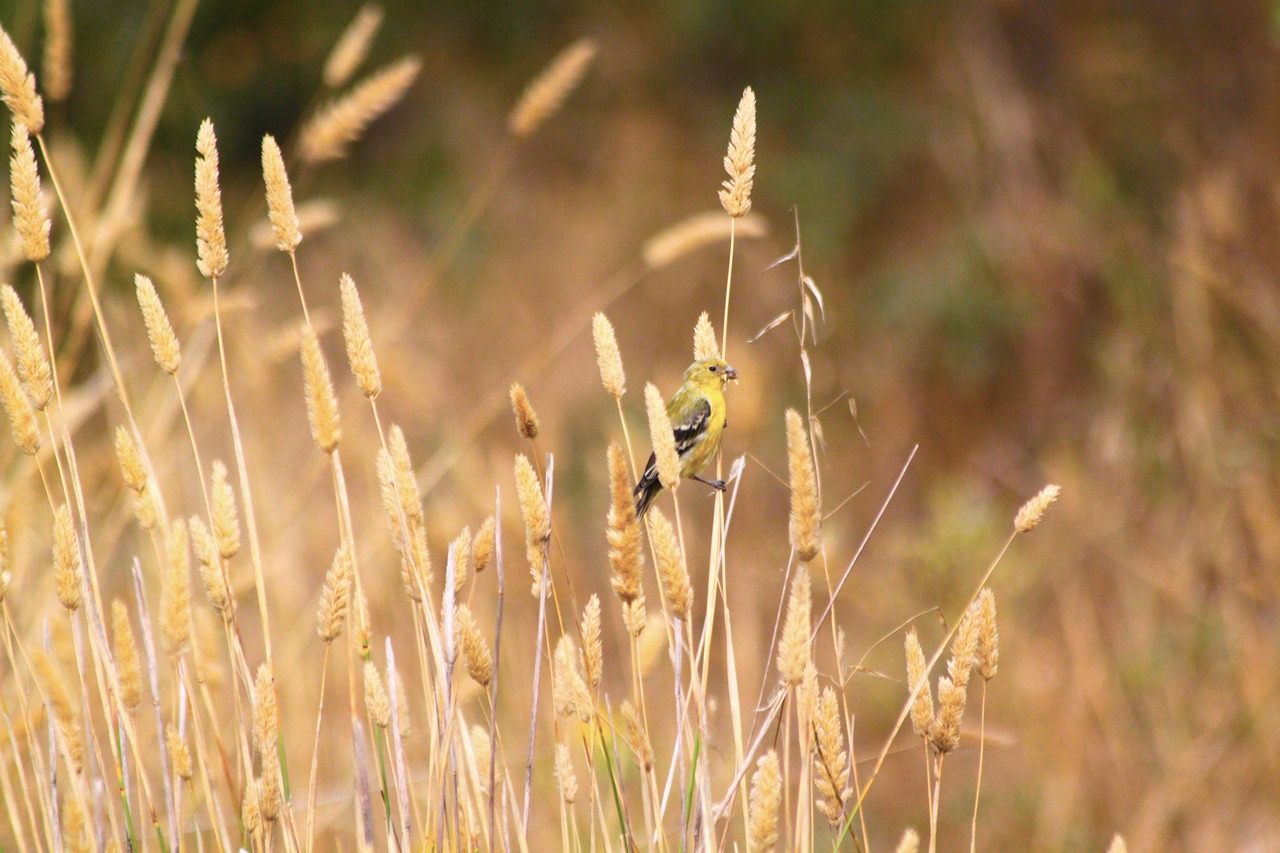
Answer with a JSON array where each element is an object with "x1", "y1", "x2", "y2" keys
[{"x1": 724, "y1": 365, "x2": 739, "y2": 381}]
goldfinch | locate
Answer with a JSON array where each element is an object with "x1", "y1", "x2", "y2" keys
[{"x1": 634, "y1": 357, "x2": 738, "y2": 517}]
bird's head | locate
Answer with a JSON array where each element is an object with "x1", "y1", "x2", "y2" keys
[{"x1": 685, "y1": 357, "x2": 739, "y2": 390}]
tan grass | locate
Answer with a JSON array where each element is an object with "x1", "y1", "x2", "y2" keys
[
  {"x1": 301, "y1": 56, "x2": 421, "y2": 163},
  {"x1": 510, "y1": 382, "x2": 540, "y2": 440},
  {"x1": 52, "y1": 504, "x2": 81, "y2": 612},
  {"x1": 777, "y1": 565, "x2": 811, "y2": 687},
  {"x1": 507, "y1": 38, "x2": 596, "y2": 138},
  {"x1": 301, "y1": 325, "x2": 341, "y2": 453},
  {"x1": 748, "y1": 750, "x2": 781, "y2": 851},
  {"x1": 718, "y1": 87, "x2": 755, "y2": 217},
  {"x1": 194, "y1": 119, "x2": 228, "y2": 279},
  {"x1": 261, "y1": 134, "x2": 301, "y2": 252},
  {"x1": 340, "y1": 273, "x2": 382, "y2": 399},
  {"x1": 41, "y1": 0, "x2": 72, "y2": 102},
  {"x1": 1, "y1": 285, "x2": 52, "y2": 410},
  {"x1": 648, "y1": 506, "x2": 691, "y2": 620},
  {"x1": 785, "y1": 409, "x2": 821, "y2": 562},
  {"x1": 8, "y1": 123, "x2": 49, "y2": 262},
  {"x1": 606, "y1": 440, "x2": 644, "y2": 604},
  {"x1": 0, "y1": 25, "x2": 44, "y2": 132},
  {"x1": 1014, "y1": 483, "x2": 1061, "y2": 533},
  {"x1": 641, "y1": 211, "x2": 768, "y2": 270},
  {"x1": 135, "y1": 274, "x2": 181, "y2": 376},
  {"x1": 323, "y1": 4, "x2": 385, "y2": 88},
  {"x1": 644, "y1": 382, "x2": 680, "y2": 491},
  {"x1": 693, "y1": 310, "x2": 721, "y2": 362},
  {"x1": 592, "y1": 312, "x2": 626, "y2": 398},
  {"x1": 0, "y1": 349, "x2": 39, "y2": 455}
]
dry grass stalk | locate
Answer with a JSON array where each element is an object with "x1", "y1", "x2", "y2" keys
[
  {"x1": 0, "y1": 569, "x2": 8, "y2": 603},
  {"x1": 510, "y1": 382, "x2": 539, "y2": 439},
  {"x1": 340, "y1": 273, "x2": 381, "y2": 399},
  {"x1": 324, "y1": 4, "x2": 384, "y2": 88},
  {"x1": 554, "y1": 742, "x2": 578, "y2": 804},
  {"x1": 813, "y1": 686, "x2": 850, "y2": 826},
  {"x1": 644, "y1": 382, "x2": 680, "y2": 491},
  {"x1": 31, "y1": 649, "x2": 83, "y2": 772},
  {"x1": 507, "y1": 38, "x2": 596, "y2": 138},
  {"x1": 167, "y1": 724, "x2": 193, "y2": 781},
  {"x1": 0, "y1": 26, "x2": 44, "y2": 133},
  {"x1": 592, "y1": 312, "x2": 626, "y2": 398},
  {"x1": 641, "y1": 211, "x2": 768, "y2": 270},
  {"x1": 210, "y1": 460, "x2": 240, "y2": 559},
  {"x1": 648, "y1": 507, "x2": 691, "y2": 619},
  {"x1": 977, "y1": 588, "x2": 999, "y2": 681},
  {"x1": 905, "y1": 627, "x2": 934, "y2": 738},
  {"x1": 9, "y1": 123, "x2": 49, "y2": 262},
  {"x1": 41, "y1": 0, "x2": 72, "y2": 102},
  {"x1": 195, "y1": 119, "x2": 228, "y2": 279},
  {"x1": 785, "y1": 409, "x2": 821, "y2": 562},
  {"x1": 1014, "y1": 483, "x2": 1061, "y2": 533},
  {"x1": 606, "y1": 440, "x2": 643, "y2": 604},
  {"x1": 514, "y1": 453, "x2": 549, "y2": 594},
  {"x1": 472, "y1": 515, "x2": 495, "y2": 574},
  {"x1": 1, "y1": 285, "x2": 52, "y2": 409},
  {"x1": 930, "y1": 676, "x2": 966, "y2": 754},
  {"x1": 777, "y1": 565, "x2": 811, "y2": 686},
  {"x1": 301, "y1": 56, "x2": 421, "y2": 164},
  {"x1": 0, "y1": 350, "x2": 39, "y2": 455},
  {"x1": 317, "y1": 546, "x2": 353, "y2": 643},
  {"x1": 52, "y1": 504, "x2": 82, "y2": 612},
  {"x1": 693, "y1": 311, "x2": 720, "y2": 361},
  {"x1": 579, "y1": 594, "x2": 602, "y2": 689},
  {"x1": 261, "y1": 134, "x2": 301, "y2": 252},
  {"x1": 718, "y1": 87, "x2": 755, "y2": 217},
  {"x1": 136, "y1": 275, "x2": 181, "y2": 375},
  {"x1": 161, "y1": 520, "x2": 192, "y2": 657},
  {"x1": 363, "y1": 661, "x2": 391, "y2": 727},
  {"x1": 301, "y1": 326, "x2": 341, "y2": 453},
  {"x1": 748, "y1": 749, "x2": 781, "y2": 851},
  {"x1": 894, "y1": 828, "x2": 921, "y2": 853},
  {"x1": 456, "y1": 604, "x2": 493, "y2": 688},
  {"x1": 253, "y1": 664, "x2": 282, "y2": 819},
  {"x1": 110, "y1": 600, "x2": 142, "y2": 713},
  {"x1": 620, "y1": 700, "x2": 652, "y2": 769}
]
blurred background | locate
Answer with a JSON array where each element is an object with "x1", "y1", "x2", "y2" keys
[{"x1": 3, "y1": 0, "x2": 1280, "y2": 850}]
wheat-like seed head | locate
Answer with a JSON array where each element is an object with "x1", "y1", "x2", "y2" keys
[
  {"x1": 648, "y1": 506, "x2": 691, "y2": 619},
  {"x1": 324, "y1": 4, "x2": 384, "y2": 88},
  {"x1": 301, "y1": 56, "x2": 421, "y2": 164},
  {"x1": 813, "y1": 686, "x2": 850, "y2": 826},
  {"x1": 693, "y1": 311, "x2": 721, "y2": 362},
  {"x1": 113, "y1": 426, "x2": 146, "y2": 492},
  {"x1": 554, "y1": 742, "x2": 578, "y2": 805},
  {"x1": 31, "y1": 649, "x2": 83, "y2": 772},
  {"x1": 402, "y1": 524, "x2": 432, "y2": 598},
  {"x1": 592, "y1": 312, "x2": 626, "y2": 398},
  {"x1": 52, "y1": 504, "x2": 82, "y2": 611},
  {"x1": 644, "y1": 382, "x2": 680, "y2": 491},
  {"x1": 241, "y1": 779, "x2": 263, "y2": 835},
  {"x1": 9, "y1": 122, "x2": 49, "y2": 262},
  {"x1": 0, "y1": 570, "x2": 8, "y2": 604},
  {"x1": 893, "y1": 828, "x2": 921, "y2": 853},
  {"x1": 777, "y1": 565, "x2": 811, "y2": 687},
  {"x1": 642, "y1": 211, "x2": 768, "y2": 270},
  {"x1": 195, "y1": 119, "x2": 229, "y2": 279},
  {"x1": 253, "y1": 663, "x2": 279, "y2": 758},
  {"x1": 620, "y1": 700, "x2": 653, "y2": 770},
  {"x1": 167, "y1": 724, "x2": 193, "y2": 781},
  {"x1": 210, "y1": 459, "x2": 240, "y2": 559},
  {"x1": 60, "y1": 784, "x2": 86, "y2": 851},
  {"x1": 259, "y1": 760, "x2": 282, "y2": 823},
  {"x1": 339, "y1": 273, "x2": 381, "y2": 398},
  {"x1": 393, "y1": 668, "x2": 410, "y2": 737},
  {"x1": 905, "y1": 627, "x2": 934, "y2": 738},
  {"x1": 450, "y1": 526, "x2": 472, "y2": 595},
  {"x1": 135, "y1": 275, "x2": 181, "y2": 375},
  {"x1": 785, "y1": 409, "x2": 821, "y2": 562},
  {"x1": 0, "y1": 27, "x2": 44, "y2": 133},
  {"x1": 579, "y1": 594, "x2": 602, "y2": 689},
  {"x1": 379, "y1": 424, "x2": 423, "y2": 527},
  {"x1": 469, "y1": 724, "x2": 492, "y2": 794},
  {"x1": 948, "y1": 600, "x2": 980, "y2": 691},
  {"x1": 514, "y1": 453, "x2": 549, "y2": 592},
  {"x1": 456, "y1": 604, "x2": 493, "y2": 688},
  {"x1": 930, "y1": 675, "x2": 966, "y2": 754},
  {"x1": 606, "y1": 440, "x2": 644, "y2": 604},
  {"x1": 1, "y1": 284, "x2": 51, "y2": 409},
  {"x1": 473, "y1": 515, "x2": 495, "y2": 574},
  {"x1": 110, "y1": 599, "x2": 142, "y2": 714},
  {"x1": 317, "y1": 546, "x2": 353, "y2": 643},
  {"x1": 363, "y1": 660, "x2": 391, "y2": 727},
  {"x1": 161, "y1": 520, "x2": 192, "y2": 658},
  {"x1": 1014, "y1": 483, "x2": 1061, "y2": 533},
  {"x1": 977, "y1": 588, "x2": 999, "y2": 681},
  {"x1": 552, "y1": 635, "x2": 593, "y2": 722},
  {"x1": 0, "y1": 350, "x2": 38, "y2": 455},
  {"x1": 190, "y1": 516, "x2": 230, "y2": 619},
  {"x1": 748, "y1": 749, "x2": 781, "y2": 851},
  {"x1": 301, "y1": 326, "x2": 341, "y2": 453},
  {"x1": 508, "y1": 38, "x2": 596, "y2": 138},
  {"x1": 624, "y1": 595, "x2": 648, "y2": 640},
  {"x1": 718, "y1": 87, "x2": 755, "y2": 217},
  {"x1": 261, "y1": 135, "x2": 301, "y2": 252},
  {"x1": 41, "y1": 0, "x2": 72, "y2": 103},
  {"x1": 509, "y1": 382, "x2": 539, "y2": 440}
]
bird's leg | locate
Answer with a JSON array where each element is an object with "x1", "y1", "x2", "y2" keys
[{"x1": 693, "y1": 475, "x2": 727, "y2": 492}]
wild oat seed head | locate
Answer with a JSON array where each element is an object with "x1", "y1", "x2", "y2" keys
[
  {"x1": 893, "y1": 829, "x2": 921, "y2": 853},
  {"x1": 472, "y1": 515, "x2": 495, "y2": 574},
  {"x1": 580, "y1": 594, "x2": 602, "y2": 689},
  {"x1": 813, "y1": 685, "x2": 850, "y2": 826},
  {"x1": 167, "y1": 724, "x2": 193, "y2": 780},
  {"x1": 644, "y1": 382, "x2": 680, "y2": 491},
  {"x1": 324, "y1": 4, "x2": 384, "y2": 88},
  {"x1": 0, "y1": 350, "x2": 39, "y2": 454},
  {"x1": 317, "y1": 546, "x2": 353, "y2": 642},
  {"x1": 110, "y1": 599, "x2": 142, "y2": 713},
  {"x1": 1106, "y1": 835, "x2": 1128, "y2": 853},
  {"x1": 0, "y1": 27, "x2": 44, "y2": 133},
  {"x1": 977, "y1": 587, "x2": 999, "y2": 681},
  {"x1": 693, "y1": 311, "x2": 720, "y2": 361},
  {"x1": 9, "y1": 123, "x2": 49, "y2": 262},
  {"x1": 301, "y1": 56, "x2": 421, "y2": 164},
  {"x1": 718, "y1": 86, "x2": 755, "y2": 217},
  {"x1": 905, "y1": 627, "x2": 934, "y2": 738},
  {"x1": 33, "y1": 649, "x2": 83, "y2": 771},
  {"x1": 748, "y1": 750, "x2": 781, "y2": 851},
  {"x1": 135, "y1": 275, "x2": 180, "y2": 375},
  {"x1": 514, "y1": 453, "x2": 549, "y2": 578},
  {"x1": 1014, "y1": 483, "x2": 1061, "y2": 533},
  {"x1": 648, "y1": 506, "x2": 691, "y2": 619},
  {"x1": 456, "y1": 604, "x2": 493, "y2": 688},
  {"x1": 508, "y1": 38, "x2": 596, "y2": 138},
  {"x1": 161, "y1": 520, "x2": 192, "y2": 657},
  {"x1": 339, "y1": 273, "x2": 381, "y2": 398},
  {"x1": 592, "y1": 312, "x2": 625, "y2": 397},
  {"x1": 606, "y1": 440, "x2": 644, "y2": 604},
  {"x1": 363, "y1": 660, "x2": 391, "y2": 727},
  {"x1": 555, "y1": 742, "x2": 578, "y2": 804},
  {"x1": 777, "y1": 565, "x2": 811, "y2": 687},
  {"x1": 930, "y1": 675, "x2": 966, "y2": 754},
  {"x1": 210, "y1": 459, "x2": 240, "y2": 559},
  {"x1": 260, "y1": 135, "x2": 301, "y2": 252},
  {"x1": 947, "y1": 601, "x2": 979, "y2": 691},
  {"x1": 621, "y1": 700, "x2": 653, "y2": 769},
  {"x1": 41, "y1": 0, "x2": 72, "y2": 103},
  {"x1": 195, "y1": 119, "x2": 228, "y2": 279},
  {"x1": 1, "y1": 284, "x2": 51, "y2": 408},
  {"x1": 785, "y1": 409, "x2": 821, "y2": 562},
  {"x1": 301, "y1": 326, "x2": 341, "y2": 452},
  {"x1": 52, "y1": 504, "x2": 82, "y2": 611},
  {"x1": 509, "y1": 382, "x2": 539, "y2": 439}
]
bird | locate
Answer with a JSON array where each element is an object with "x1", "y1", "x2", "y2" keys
[{"x1": 634, "y1": 357, "x2": 738, "y2": 517}]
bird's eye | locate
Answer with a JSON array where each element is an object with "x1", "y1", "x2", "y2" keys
[{"x1": 708, "y1": 365, "x2": 718, "y2": 373}]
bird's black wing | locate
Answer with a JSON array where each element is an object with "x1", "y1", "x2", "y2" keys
[{"x1": 671, "y1": 397, "x2": 712, "y2": 456}]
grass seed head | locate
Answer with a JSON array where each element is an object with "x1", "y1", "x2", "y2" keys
[
  {"x1": 977, "y1": 587, "x2": 999, "y2": 681},
  {"x1": 510, "y1": 382, "x2": 539, "y2": 440},
  {"x1": 777, "y1": 565, "x2": 811, "y2": 687},
  {"x1": 0, "y1": 26, "x2": 44, "y2": 133},
  {"x1": 508, "y1": 38, "x2": 596, "y2": 138},
  {"x1": 592, "y1": 312, "x2": 626, "y2": 398},
  {"x1": 648, "y1": 506, "x2": 691, "y2": 619},
  {"x1": 340, "y1": 273, "x2": 382, "y2": 398},
  {"x1": 785, "y1": 409, "x2": 821, "y2": 562},
  {"x1": 0, "y1": 350, "x2": 39, "y2": 455},
  {"x1": 1, "y1": 284, "x2": 51, "y2": 409},
  {"x1": 645, "y1": 382, "x2": 680, "y2": 491},
  {"x1": 195, "y1": 119, "x2": 229, "y2": 278},
  {"x1": 606, "y1": 440, "x2": 644, "y2": 604},
  {"x1": 748, "y1": 749, "x2": 781, "y2": 851},
  {"x1": 718, "y1": 86, "x2": 755, "y2": 217},
  {"x1": 52, "y1": 504, "x2": 82, "y2": 612},
  {"x1": 693, "y1": 311, "x2": 721, "y2": 362},
  {"x1": 905, "y1": 627, "x2": 934, "y2": 738},
  {"x1": 323, "y1": 4, "x2": 385, "y2": 88},
  {"x1": 301, "y1": 326, "x2": 341, "y2": 453},
  {"x1": 261, "y1": 134, "x2": 301, "y2": 252},
  {"x1": 1015, "y1": 483, "x2": 1061, "y2": 533},
  {"x1": 110, "y1": 600, "x2": 142, "y2": 714},
  {"x1": 301, "y1": 56, "x2": 421, "y2": 163}
]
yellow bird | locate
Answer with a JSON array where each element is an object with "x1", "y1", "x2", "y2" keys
[{"x1": 634, "y1": 357, "x2": 738, "y2": 517}]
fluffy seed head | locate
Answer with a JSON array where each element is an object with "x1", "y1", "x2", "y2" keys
[
  {"x1": 514, "y1": 454, "x2": 549, "y2": 589},
  {"x1": 317, "y1": 546, "x2": 353, "y2": 643},
  {"x1": 555, "y1": 742, "x2": 578, "y2": 804},
  {"x1": 450, "y1": 526, "x2": 471, "y2": 595},
  {"x1": 469, "y1": 724, "x2": 492, "y2": 793},
  {"x1": 114, "y1": 426, "x2": 147, "y2": 492},
  {"x1": 648, "y1": 507, "x2": 691, "y2": 619},
  {"x1": 42, "y1": 0, "x2": 72, "y2": 103},
  {"x1": 32, "y1": 650, "x2": 82, "y2": 771},
  {"x1": 621, "y1": 700, "x2": 653, "y2": 769},
  {"x1": 948, "y1": 600, "x2": 980, "y2": 691},
  {"x1": 52, "y1": 504, "x2": 81, "y2": 611},
  {"x1": 167, "y1": 724, "x2": 193, "y2": 780},
  {"x1": 905, "y1": 627, "x2": 934, "y2": 738},
  {"x1": 508, "y1": 38, "x2": 596, "y2": 138},
  {"x1": 9, "y1": 123, "x2": 49, "y2": 261},
  {"x1": 301, "y1": 326, "x2": 341, "y2": 453},
  {"x1": 642, "y1": 211, "x2": 768, "y2": 270},
  {"x1": 777, "y1": 566, "x2": 811, "y2": 687},
  {"x1": 161, "y1": 520, "x2": 192, "y2": 657},
  {"x1": 509, "y1": 382, "x2": 539, "y2": 439},
  {"x1": 579, "y1": 594, "x2": 602, "y2": 689},
  {"x1": 195, "y1": 119, "x2": 229, "y2": 279},
  {"x1": 1014, "y1": 483, "x2": 1061, "y2": 533},
  {"x1": 190, "y1": 516, "x2": 230, "y2": 618},
  {"x1": 813, "y1": 686, "x2": 850, "y2": 826},
  {"x1": 323, "y1": 4, "x2": 384, "y2": 88},
  {"x1": 644, "y1": 382, "x2": 680, "y2": 491},
  {"x1": 136, "y1": 275, "x2": 180, "y2": 375},
  {"x1": 110, "y1": 600, "x2": 142, "y2": 713},
  {"x1": 456, "y1": 604, "x2": 493, "y2": 688},
  {"x1": 301, "y1": 56, "x2": 421, "y2": 164},
  {"x1": 0, "y1": 27, "x2": 44, "y2": 133},
  {"x1": 210, "y1": 460, "x2": 240, "y2": 559},
  {"x1": 592, "y1": 312, "x2": 625, "y2": 397},
  {"x1": 894, "y1": 829, "x2": 921, "y2": 853},
  {"x1": 363, "y1": 661, "x2": 391, "y2": 727},
  {"x1": 785, "y1": 409, "x2": 821, "y2": 562},
  {"x1": 552, "y1": 636, "x2": 593, "y2": 722},
  {"x1": 339, "y1": 273, "x2": 381, "y2": 398},
  {"x1": 1, "y1": 285, "x2": 51, "y2": 409},
  {"x1": 253, "y1": 663, "x2": 278, "y2": 758},
  {"x1": 718, "y1": 87, "x2": 755, "y2": 217},
  {"x1": 624, "y1": 595, "x2": 648, "y2": 640},
  {"x1": 977, "y1": 588, "x2": 999, "y2": 681},
  {"x1": 606, "y1": 440, "x2": 644, "y2": 604},
  {"x1": 261, "y1": 135, "x2": 301, "y2": 252},
  {"x1": 1107, "y1": 836, "x2": 1128, "y2": 853},
  {"x1": 748, "y1": 750, "x2": 781, "y2": 851},
  {"x1": 693, "y1": 311, "x2": 720, "y2": 361},
  {"x1": 472, "y1": 515, "x2": 495, "y2": 574},
  {"x1": 930, "y1": 675, "x2": 967, "y2": 754},
  {"x1": 0, "y1": 350, "x2": 39, "y2": 454}
]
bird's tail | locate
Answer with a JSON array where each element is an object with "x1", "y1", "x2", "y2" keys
[{"x1": 633, "y1": 454, "x2": 662, "y2": 518}]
